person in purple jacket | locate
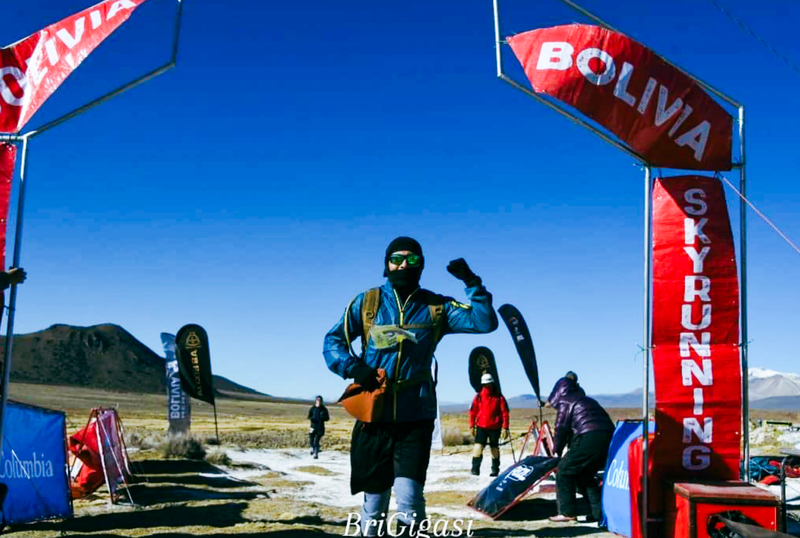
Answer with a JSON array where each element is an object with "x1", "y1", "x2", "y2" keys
[{"x1": 547, "y1": 371, "x2": 614, "y2": 523}]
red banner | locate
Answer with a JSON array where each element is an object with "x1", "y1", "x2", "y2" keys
[
  {"x1": 652, "y1": 176, "x2": 740, "y2": 479},
  {"x1": 0, "y1": 144, "x2": 16, "y2": 269},
  {"x1": 506, "y1": 25, "x2": 733, "y2": 171},
  {"x1": 0, "y1": 0, "x2": 150, "y2": 133}
]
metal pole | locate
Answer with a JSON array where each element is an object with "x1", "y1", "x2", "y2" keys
[
  {"x1": 739, "y1": 105, "x2": 749, "y2": 482},
  {"x1": 26, "y1": 63, "x2": 174, "y2": 139},
  {"x1": 0, "y1": 136, "x2": 30, "y2": 449},
  {"x1": 642, "y1": 166, "x2": 653, "y2": 538},
  {"x1": 213, "y1": 403, "x2": 220, "y2": 444},
  {"x1": 171, "y1": 0, "x2": 185, "y2": 64},
  {"x1": 499, "y1": 75, "x2": 647, "y2": 163},
  {"x1": 492, "y1": 0, "x2": 503, "y2": 77}
]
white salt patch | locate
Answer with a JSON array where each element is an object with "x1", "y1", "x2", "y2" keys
[{"x1": 223, "y1": 445, "x2": 550, "y2": 518}]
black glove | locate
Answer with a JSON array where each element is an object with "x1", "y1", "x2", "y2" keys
[
  {"x1": 350, "y1": 364, "x2": 380, "y2": 391},
  {"x1": 446, "y1": 258, "x2": 480, "y2": 287}
]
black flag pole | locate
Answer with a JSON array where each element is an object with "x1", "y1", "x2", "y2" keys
[{"x1": 212, "y1": 403, "x2": 219, "y2": 444}]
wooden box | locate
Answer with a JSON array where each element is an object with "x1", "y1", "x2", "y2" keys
[{"x1": 665, "y1": 481, "x2": 779, "y2": 538}]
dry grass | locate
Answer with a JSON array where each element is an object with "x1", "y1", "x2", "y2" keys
[
  {"x1": 204, "y1": 446, "x2": 232, "y2": 466},
  {"x1": 160, "y1": 433, "x2": 206, "y2": 460},
  {"x1": 294, "y1": 465, "x2": 336, "y2": 476},
  {"x1": 442, "y1": 426, "x2": 471, "y2": 446}
]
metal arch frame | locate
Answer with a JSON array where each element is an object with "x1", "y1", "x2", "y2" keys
[
  {"x1": 491, "y1": 0, "x2": 750, "y2": 536},
  {"x1": 0, "y1": 0, "x2": 186, "y2": 450}
]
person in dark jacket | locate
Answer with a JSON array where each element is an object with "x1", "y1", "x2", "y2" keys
[
  {"x1": 547, "y1": 371, "x2": 614, "y2": 523},
  {"x1": 469, "y1": 373, "x2": 510, "y2": 477},
  {"x1": 323, "y1": 236, "x2": 498, "y2": 537},
  {"x1": 308, "y1": 396, "x2": 329, "y2": 459}
]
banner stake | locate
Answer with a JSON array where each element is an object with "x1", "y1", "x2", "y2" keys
[{"x1": 213, "y1": 403, "x2": 219, "y2": 444}]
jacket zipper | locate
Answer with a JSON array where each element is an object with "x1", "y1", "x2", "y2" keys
[{"x1": 392, "y1": 287, "x2": 418, "y2": 422}]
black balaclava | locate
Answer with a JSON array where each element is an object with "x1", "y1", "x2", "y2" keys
[{"x1": 384, "y1": 236, "x2": 424, "y2": 295}]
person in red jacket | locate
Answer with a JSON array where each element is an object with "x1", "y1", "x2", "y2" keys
[{"x1": 469, "y1": 373, "x2": 510, "y2": 477}]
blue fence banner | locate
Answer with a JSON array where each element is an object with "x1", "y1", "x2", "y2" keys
[
  {"x1": 601, "y1": 420, "x2": 655, "y2": 536},
  {"x1": 0, "y1": 401, "x2": 71, "y2": 524}
]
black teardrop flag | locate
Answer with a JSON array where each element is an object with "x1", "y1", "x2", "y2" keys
[
  {"x1": 176, "y1": 324, "x2": 215, "y2": 405},
  {"x1": 498, "y1": 304, "x2": 540, "y2": 401},
  {"x1": 468, "y1": 346, "x2": 501, "y2": 394}
]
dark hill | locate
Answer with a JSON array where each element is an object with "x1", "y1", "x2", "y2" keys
[{"x1": 0, "y1": 324, "x2": 269, "y2": 399}]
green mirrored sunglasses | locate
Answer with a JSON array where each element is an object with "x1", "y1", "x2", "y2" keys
[{"x1": 388, "y1": 253, "x2": 422, "y2": 266}]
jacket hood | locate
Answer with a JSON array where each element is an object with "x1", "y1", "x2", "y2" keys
[{"x1": 547, "y1": 377, "x2": 585, "y2": 408}]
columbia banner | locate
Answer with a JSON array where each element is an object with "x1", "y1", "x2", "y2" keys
[
  {"x1": 176, "y1": 324, "x2": 215, "y2": 405},
  {"x1": 0, "y1": 0, "x2": 150, "y2": 133},
  {"x1": 1, "y1": 401, "x2": 71, "y2": 525},
  {"x1": 506, "y1": 24, "x2": 733, "y2": 170},
  {"x1": 161, "y1": 333, "x2": 191, "y2": 434},
  {"x1": 651, "y1": 176, "x2": 740, "y2": 479}
]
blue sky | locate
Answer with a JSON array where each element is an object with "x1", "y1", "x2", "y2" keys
[{"x1": 1, "y1": 0, "x2": 799, "y2": 403}]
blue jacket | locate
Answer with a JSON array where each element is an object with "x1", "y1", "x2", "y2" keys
[{"x1": 324, "y1": 280, "x2": 498, "y2": 422}]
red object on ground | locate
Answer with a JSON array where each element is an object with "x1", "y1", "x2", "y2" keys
[
  {"x1": 629, "y1": 433, "x2": 660, "y2": 538},
  {"x1": 69, "y1": 420, "x2": 104, "y2": 498},
  {"x1": 665, "y1": 481, "x2": 779, "y2": 538},
  {"x1": 651, "y1": 176, "x2": 741, "y2": 480},
  {"x1": 506, "y1": 24, "x2": 733, "y2": 171},
  {"x1": 68, "y1": 408, "x2": 133, "y2": 501}
]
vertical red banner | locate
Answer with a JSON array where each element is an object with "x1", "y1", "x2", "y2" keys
[
  {"x1": 0, "y1": 144, "x2": 16, "y2": 270},
  {"x1": 652, "y1": 176, "x2": 741, "y2": 480}
]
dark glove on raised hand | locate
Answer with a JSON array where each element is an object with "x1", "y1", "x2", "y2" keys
[
  {"x1": 350, "y1": 364, "x2": 381, "y2": 391},
  {"x1": 446, "y1": 258, "x2": 481, "y2": 287}
]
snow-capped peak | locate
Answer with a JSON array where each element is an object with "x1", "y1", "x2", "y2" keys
[{"x1": 749, "y1": 367, "x2": 800, "y2": 382}]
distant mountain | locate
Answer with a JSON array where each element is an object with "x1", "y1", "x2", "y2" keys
[
  {"x1": 213, "y1": 375, "x2": 272, "y2": 399},
  {"x1": 1, "y1": 324, "x2": 269, "y2": 400},
  {"x1": 487, "y1": 367, "x2": 800, "y2": 410},
  {"x1": 748, "y1": 367, "x2": 800, "y2": 401},
  {"x1": 591, "y1": 389, "x2": 655, "y2": 409},
  {"x1": 506, "y1": 389, "x2": 656, "y2": 409},
  {"x1": 748, "y1": 395, "x2": 800, "y2": 410},
  {"x1": 506, "y1": 393, "x2": 547, "y2": 409}
]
